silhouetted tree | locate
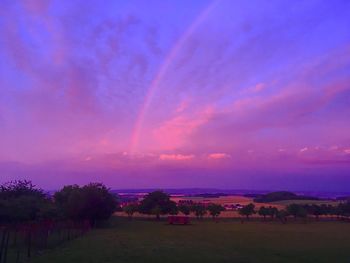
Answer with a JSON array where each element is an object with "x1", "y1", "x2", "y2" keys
[
  {"x1": 304, "y1": 204, "x2": 323, "y2": 220},
  {"x1": 123, "y1": 203, "x2": 139, "y2": 220},
  {"x1": 238, "y1": 203, "x2": 255, "y2": 222},
  {"x1": 0, "y1": 180, "x2": 50, "y2": 223},
  {"x1": 169, "y1": 203, "x2": 179, "y2": 215},
  {"x1": 287, "y1": 204, "x2": 307, "y2": 221},
  {"x1": 54, "y1": 183, "x2": 118, "y2": 225},
  {"x1": 277, "y1": 209, "x2": 288, "y2": 224},
  {"x1": 191, "y1": 203, "x2": 207, "y2": 219},
  {"x1": 338, "y1": 201, "x2": 350, "y2": 219},
  {"x1": 138, "y1": 191, "x2": 176, "y2": 220},
  {"x1": 207, "y1": 204, "x2": 225, "y2": 220},
  {"x1": 178, "y1": 204, "x2": 191, "y2": 215},
  {"x1": 258, "y1": 206, "x2": 269, "y2": 221},
  {"x1": 267, "y1": 206, "x2": 279, "y2": 220}
]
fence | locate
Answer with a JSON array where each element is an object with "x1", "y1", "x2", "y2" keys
[{"x1": 0, "y1": 220, "x2": 91, "y2": 263}]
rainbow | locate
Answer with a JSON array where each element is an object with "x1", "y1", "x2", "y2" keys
[{"x1": 129, "y1": 0, "x2": 219, "y2": 152}]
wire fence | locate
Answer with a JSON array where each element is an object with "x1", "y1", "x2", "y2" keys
[{"x1": 0, "y1": 220, "x2": 91, "y2": 263}]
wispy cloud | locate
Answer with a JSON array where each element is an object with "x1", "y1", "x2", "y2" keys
[
  {"x1": 159, "y1": 154, "x2": 195, "y2": 161},
  {"x1": 207, "y1": 153, "x2": 231, "y2": 159}
]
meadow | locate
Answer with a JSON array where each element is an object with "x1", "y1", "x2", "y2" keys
[{"x1": 31, "y1": 217, "x2": 350, "y2": 263}]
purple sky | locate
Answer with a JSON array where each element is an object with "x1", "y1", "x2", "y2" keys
[{"x1": 1, "y1": 0, "x2": 350, "y2": 191}]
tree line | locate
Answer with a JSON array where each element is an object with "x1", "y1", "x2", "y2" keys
[
  {"x1": 2, "y1": 181, "x2": 350, "y2": 225},
  {"x1": 0, "y1": 180, "x2": 118, "y2": 225},
  {"x1": 0, "y1": 180, "x2": 119, "y2": 263},
  {"x1": 123, "y1": 190, "x2": 225, "y2": 220},
  {"x1": 123, "y1": 191, "x2": 350, "y2": 223},
  {"x1": 238, "y1": 202, "x2": 350, "y2": 223}
]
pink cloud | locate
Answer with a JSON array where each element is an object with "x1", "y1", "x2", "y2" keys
[
  {"x1": 159, "y1": 154, "x2": 194, "y2": 161},
  {"x1": 207, "y1": 153, "x2": 231, "y2": 159},
  {"x1": 299, "y1": 147, "x2": 308, "y2": 153},
  {"x1": 152, "y1": 106, "x2": 214, "y2": 150}
]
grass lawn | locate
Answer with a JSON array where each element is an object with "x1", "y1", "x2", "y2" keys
[{"x1": 31, "y1": 217, "x2": 350, "y2": 263}]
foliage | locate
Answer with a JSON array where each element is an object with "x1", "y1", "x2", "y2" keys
[
  {"x1": 267, "y1": 206, "x2": 279, "y2": 219},
  {"x1": 254, "y1": 191, "x2": 318, "y2": 203},
  {"x1": 0, "y1": 180, "x2": 51, "y2": 223},
  {"x1": 54, "y1": 183, "x2": 118, "y2": 224},
  {"x1": 0, "y1": 180, "x2": 46, "y2": 199},
  {"x1": 168, "y1": 203, "x2": 179, "y2": 215},
  {"x1": 123, "y1": 203, "x2": 139, "y2": 219},
  {"x1": 337, "y1": 201, "x2": 350, "y2": 217},
  {"x1": 238, "y1": 203, "x2": 255, "y2": 220},
  {"x1": 277, "y1": 209, "x2": 288, "y2": 224},
  {"x1": 138, "y1": 191, "x2": 177, "y2": 219},
  {"x1": 191, "y1": 203, "x2": 207, "y2": 219},
  {"x1": 286, "y1": 204, "x2": 307, "y2": 219},
  {"x1": 258, "y1": 206, "x2": 269, "y2": 220},
  {"x1": 207, "y1": 203, "x2": 225, "y2": 219},
  {"x1": 178, "y1": 204, "x2": 191, "y2": 215}
]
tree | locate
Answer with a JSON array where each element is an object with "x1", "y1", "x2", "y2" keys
[
  {"x1": 304, "y1": 204, "x2": 323, "y2": 220},
  {"x1": 54, "y1": 183, "x2": 118, "y2": 225},
  {"x1": 286, "y1": 204, "x2": 300, "y2": 219},
  {"x1": 54, "y1": 185, "x2": 82, "y2": 220},
  {"x1": 0, "y1": 180, "x2": 50, "y2": 223},
  {"x1": 338, "y1": 201, "x2": 350, "y2": 219},
  {"x1": 207, "y1": 204, "x2": 225, "y2": 220},
  {"x1": 138, "y1": 191, "x2": 176, "y2": 220},
  {"x1": 267, "y1": 206, "x2": 278, "y2": 220},
  {"x1": 286, "y1": 204, "x2": 307, "y2": 221},
  {"x1": 0, "y1": 180, "x2": 45, "y2": 200},
  {"x1": 277, "y1": 209, "x2": 288, "y2": 224},
  {"x1": 81, "y1": 183, "x2": 118, "y2": 223},
  {"x1": 168, "y1": 202, "x2": 179, "y2": 215},
  {"x1": 258, "y1": 206, "x2": 269, "y2": 221},
  {"x1": 254, "y1": 191, "x2": 318, "y2": 203},
  {"x1": 123, "y1": 203, "x2": 139, "y2": 220},
  {"x1": 178, "y1": 204, "x2": 191, "y2": 215},
  {"x1": 191, "y1": 203, "x2": 207, "y2": 219},
  {"x1": 238, "y1": 203, "x2": 255, "y2": 222}
]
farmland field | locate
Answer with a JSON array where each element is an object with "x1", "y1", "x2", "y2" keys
[
  {"x1": 270, "y1": 199, "x2": 342, "y2": 206},
  {"x1": 31, "y1": 217, "x2": 350, "y2": 263}
]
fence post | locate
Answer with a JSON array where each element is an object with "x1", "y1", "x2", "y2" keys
[
  {"x1": 27, "y1": 231, "x2": 31, "y2": 259},
  {"x1": 0, "y1": 228, "x2": 6, "y2": 263},
  {"x1": 2, "y1": 231, "x2": 10, "y2": 263}
]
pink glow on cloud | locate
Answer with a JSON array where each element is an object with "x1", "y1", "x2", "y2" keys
[
  {"x1": 159, "y1": 154, "x2": 195, "y2": 161},
  {"x1": 208, "y1": 153, "x2": 231, "y2": 159},
  {"x1": 152, "y1": 106, "x2": 214, "y2": 150}
]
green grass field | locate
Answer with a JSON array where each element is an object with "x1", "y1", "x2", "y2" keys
[{"x1": 31, "y1": 217, "x2": 350, "y2": 263}]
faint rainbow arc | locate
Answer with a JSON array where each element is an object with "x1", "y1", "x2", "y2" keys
[{"x1": 129, "y1": 0, "x2": 219, "y2": 152}]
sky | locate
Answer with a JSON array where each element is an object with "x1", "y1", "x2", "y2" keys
[{"x1": 1, "y1": 0, "x2": 350, "y2": 191}]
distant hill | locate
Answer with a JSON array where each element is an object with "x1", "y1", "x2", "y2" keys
[
  {"x1": 336, "y1": 196, "x2": 350, "y2": 201},
  {"x1": 253, "y1": 191, "x2": 319, "y2": 203},
  {"x1": 191, "y1": 193, "x2": 229, "y2": 198},
  {"x1": 110, "y1": 189, "x2": 349, "y2": 199}
]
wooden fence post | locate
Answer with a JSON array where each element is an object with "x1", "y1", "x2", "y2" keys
[
  {"x1": 0, "y1": 228, "x2": 6, "y2": 263},
  {"x1": 2, "y1": 231, "x2": 10, "y2": 263},
  {"x1": 27, "y1": 231, "x2": 31, "y2": 259}
]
